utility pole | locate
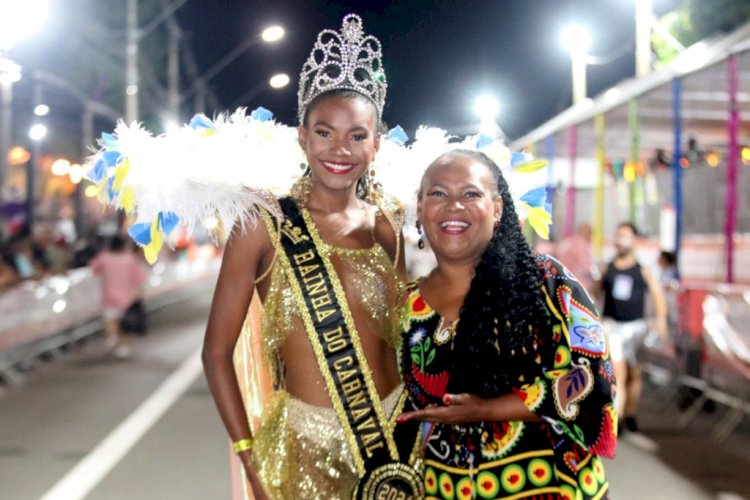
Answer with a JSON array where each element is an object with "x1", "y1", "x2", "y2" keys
[
  {"x1": 0, "y1": 73, "x2": 12, "y2": 199},
  {"x1": 125, "y1": 0, "x2": 139, "y2": 123},
  {"x1": 77, "y1": 104, "x2": 94, "y2": 237},
  {"x1": 27, "y1": 80, "x2": 43, "y2": 232},
  {"x1": 0, "y1": 57, "x2": 21, "y2": 199},
  {"x1": 164, "y1": 0, "x2": 181, "y2": 121},
  {"x1": 635, "y1": 0, "x2": 653, "y2": 78}
]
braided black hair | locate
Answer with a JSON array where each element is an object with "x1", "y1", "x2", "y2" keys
[{"x1": 435, "y1": 150, "x2": 552, "y2": 398}]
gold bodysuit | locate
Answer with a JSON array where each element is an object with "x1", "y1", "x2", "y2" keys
[{"x1": 248, "y1": 206, "x2": 405, "y2": 499}]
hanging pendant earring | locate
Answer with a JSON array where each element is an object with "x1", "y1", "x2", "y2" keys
[
  {"x1": 366, "y1": 164, "x2": 381, "y2": 205},
  {"x1": 416, "y1": 220, "x2": 425, "y2": 250}
]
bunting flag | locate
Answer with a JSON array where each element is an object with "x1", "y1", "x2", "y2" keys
[
  {"x1": 725, "y1": 55, "x2": 739, "y2": 283},
  {"x1": 628, "y1": 99, "x2": 640, "y2": 225},
  {"x1": 672, "y1": 79, "x2": 683, "y2": 278},
  {"x1": 594, "y1": 113, "x2": 605, "y2": 259},
  {"x1": 565, "y1": 125, "x2": 577, "y2": 237}
]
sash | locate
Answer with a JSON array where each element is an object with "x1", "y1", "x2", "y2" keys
[{"x1": 274, "y1": 197, "x2": 423, "y2": 500}]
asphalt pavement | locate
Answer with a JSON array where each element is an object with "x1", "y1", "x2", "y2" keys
[{"x1": 0, "y1": 287, "x2": 748, "y2": 499}]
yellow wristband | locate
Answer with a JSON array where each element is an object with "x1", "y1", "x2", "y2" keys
[{"x1": 233, "y1": 438, "x2": 253, "y2": 454}]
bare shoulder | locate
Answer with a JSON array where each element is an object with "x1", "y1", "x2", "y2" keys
[{"x1": 220, "y1": 214, "x2": 276, "y2": 287}]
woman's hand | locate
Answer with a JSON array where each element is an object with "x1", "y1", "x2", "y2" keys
[
  {"x1": 397, "y1": 392, "x2": 538, "y2": 425},
  {"x1": 397, "y1": 393, "x2": 488, "y2": 425},
  {"x1": 240, "y1": 455, "x2": 270, "y2": 500}
]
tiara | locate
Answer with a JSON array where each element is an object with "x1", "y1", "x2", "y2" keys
[{"x1": 297, "y1": 14, "x2": 387, "y2": 123}]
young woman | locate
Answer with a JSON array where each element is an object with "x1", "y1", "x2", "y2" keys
[
  {"x1": 202, "y1": 15, "x2": 421, "y2": 500},
  {"x1": 398, "y1": 150, "x2": 617, "y2": 499}
]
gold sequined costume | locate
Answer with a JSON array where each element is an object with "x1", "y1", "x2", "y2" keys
[{"x1": 233, "y1": 206, "x2": 405, "y2": 499}]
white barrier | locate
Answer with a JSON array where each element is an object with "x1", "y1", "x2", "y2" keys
[{"x1": 0, "y1": 256, "x2": 220, "y2": 375}]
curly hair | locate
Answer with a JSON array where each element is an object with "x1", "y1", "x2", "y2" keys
[{"x1": 433, "y1": 150, "x2": 553, "y2": 398}]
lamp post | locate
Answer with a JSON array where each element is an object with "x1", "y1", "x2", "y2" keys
[
  {"x1": 561, "y1": 25, "x2": 590, "y2": 105},
  {"x1": 181, "y1": 25, "x2": 285, "y2": 112},
  {"x1": 474, "y1": 95, "x2": 500, "y2": 137},
  {"x1": 27, "y1": 122, "x2": 47, "y2": 230},
  {"x1": 0, "y1": 0, "x2": 49, "y2": 200},
  {"x1": 635, "y1": 0, "x2": 653, "y2": 78},
  {"x1": 561, "y1": 25, "x2": 590, "y2": 237},
  {"x1": 0, "y1": 58, "x2": 21, "y2": 200}
]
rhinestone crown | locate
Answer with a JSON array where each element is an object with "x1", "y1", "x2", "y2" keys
[{"x1": 297, "y1": 14, "x2": 387, "y2": 123}]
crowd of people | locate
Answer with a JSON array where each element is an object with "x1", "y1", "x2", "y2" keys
[{"x1": 0, "y1": 225, "x2": 102, "y2": 291}]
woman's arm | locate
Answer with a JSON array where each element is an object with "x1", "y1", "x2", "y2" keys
[
  {"x1": 202, "y1": 219, "x2": 274, "y2": 497},
  {"x1": 397, "y1": 392, "x2": 537, "y2": 425},
  {"x1": 642, "y1": 266, "x2": 669, "y2": 338},
  {"x1": 522, "y1": 256, "x2": 616, "y2": 456}
]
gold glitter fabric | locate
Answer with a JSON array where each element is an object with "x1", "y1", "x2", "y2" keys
[
  {"x1": 252, "y1": 387, "x2": 404, "y2": 499},
  {"x1": 245, "y1": 206, "x2": 407, "y2": 498},
  {"x1": 260, "y1": 210, "x2": 404, "y2": 357}
]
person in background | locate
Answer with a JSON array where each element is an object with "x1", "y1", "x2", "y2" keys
[
  {"x1": 8, "y1": 235, "x2": 46, "y2": 280},
  {"x1": 657, "y1": 250, "x2": 679, "y2": 289},
  {"x1": 89, "y1": 235, "x2": 146, "y2": 359},
  {"x1": 556, "y1": 222, "x2": 593, "y2": 291},
  {"x1": 593, "y1": 222, "x2": 668, "y2": 436},
  {"x1": 0, "y1": 255, "x2": 20, "y2": 290}
]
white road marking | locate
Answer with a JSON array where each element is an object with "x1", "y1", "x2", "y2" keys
[{"x1": 40, "y1": 347, "x2": 204, "y2": 500}]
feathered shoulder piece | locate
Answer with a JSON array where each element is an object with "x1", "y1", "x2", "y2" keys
[
  {"x1": 84, "y1": 108, "x2": 550, "y2": 263},
  {"x1": 85, "y1": 108, "x2": 301, "y2": 262}
]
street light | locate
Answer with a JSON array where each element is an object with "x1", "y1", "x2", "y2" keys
[
  {"x1": 261, "y1": 26, "x2": 285, "y2": 43},
  {"x1": 561, "y1": 24, "x2": 590, "y2": 105},
  {"x1": 269, "y1": 73, "x2": 290, "y2": 89},
  {"x1": 0, "y1": 0, "x2": 49, "y2": 199},
  {"x1": 229, "y1": 73, "x2": 291, "y2": 109},
  {"x1": 29, "y1": 124, "x2": 48, "y2": 142},
  {"x1": 181, "y1": 25, "x2": 286, "y2": 109},
  {"x1": 0, "y1": 0, "x2": 49, "y2": 51},
  {"x1": 474, "y1": 95, "x2": 500, "y2": 137},
  {"x1": 33, "y1": 104, "x2": 49, "y2": 116}
]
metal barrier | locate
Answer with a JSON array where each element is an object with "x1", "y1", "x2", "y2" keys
[
  {"x1": 0, "y1": 255, "x2": 220, "y2": 385},
  {"x1": 641, "y1": 283, "x2": 750, "y2": 442}
]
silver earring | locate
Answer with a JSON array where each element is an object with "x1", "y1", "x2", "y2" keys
[{"x1": 416, "y1": 220, "x2": 424, "y2": 250}]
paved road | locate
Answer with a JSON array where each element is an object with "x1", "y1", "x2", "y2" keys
[{"x1": 1, "y1": 287, "x2": 748, "y2": 499}]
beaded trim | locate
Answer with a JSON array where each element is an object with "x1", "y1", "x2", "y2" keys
[{"x1": 297, "y1": 14, "x2": 387, "y2": 123}]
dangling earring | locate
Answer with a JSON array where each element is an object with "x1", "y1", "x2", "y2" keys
[
  {"x1": 416, "y1": 220, "x2": 425, "y2": 250},
  {"x1": 291, "y1": 169, "x2": 313, "y2": 204},
  {"x1": 366, "y1": 164, "x2": 381, "y2": 205}
]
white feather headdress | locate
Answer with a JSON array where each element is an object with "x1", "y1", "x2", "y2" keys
[{"x1": 84, "y1": 108, "x2": 549, "y2": 263}]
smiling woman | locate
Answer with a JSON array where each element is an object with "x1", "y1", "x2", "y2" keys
[
  {"x1": 199, "y1": 14, "x2": 424, "y2": 500},
  {"x1": 398, "y1": 149, "x2": 617, "y2": 500},
  {"x1": 297, "y1": 90, "x2": 381, "y2": 198}
]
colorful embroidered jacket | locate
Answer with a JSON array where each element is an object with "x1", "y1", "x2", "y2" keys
[{"x1": 401, "y1": 255, "x2": 617, "y2": 500}]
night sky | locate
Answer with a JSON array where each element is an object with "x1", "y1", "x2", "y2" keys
[{"x1": 175, "y1": 0, "x2": 679, "y2": 139}]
